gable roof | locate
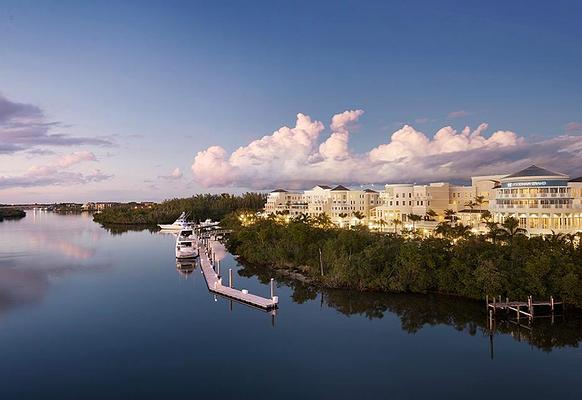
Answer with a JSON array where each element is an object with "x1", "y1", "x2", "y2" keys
[
  {"x1": 270, "y1": 189, "x2": 288, "y2": 193},
  {"x1": 315, "y1": 185, "x2": 331, "y2": 189},
  {"x1": 504, "y1": 165, "x2": 567, "y2": 179},
  {"x1": 331, "y1": 185, "x2": 350, "y2": 191},
  {"x1": 570, "y1": 176, "x2": 582, "y2": 183},
  {"x1": 363, "y1": 189, "x2": 378, "y2": 193}
]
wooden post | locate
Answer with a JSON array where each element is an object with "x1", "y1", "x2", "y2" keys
[
  {"x1": 319, "y1": 247, "x2": 324, "y2": 276},
  {"x1": 516, "y1": 304, "x2": 520, "y2": 321},
  {"x1": 489, "y1": 309, "x2": 494, "y2": 330},
  {"x1": 486, "y1": 295, "x2": 489, "y2": 311},
  {"x1": 270, "y1": 278, "x2": 275, "y2": 299},
  {"x1": 217, "y1": 259, "x2": 220, "y2": 277},
  {"x1": 550, "y1": 296, "x2": 554, "y2": 312},
  {"x1": 229, "y1": 268, "x2": 233, "y2": 288}
]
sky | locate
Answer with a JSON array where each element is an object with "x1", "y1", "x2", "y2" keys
[{"x1": 1, "y1": 0, "x2": 581, "y2": 203}]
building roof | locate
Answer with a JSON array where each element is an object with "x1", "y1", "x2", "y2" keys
[
  {"x1": 504, "y1": 165, "x2": 567, "y2": 179},
  {"x1": 569, "y1": 176, "x2": 582, "y2": 182},
  {"x1": 315, "y1": 185, "x2": 331, "y2": 189},
  {"x1": 331, "y1": 185, "x2": 350, "y2": 191},
  {"x1": 363, "y1": 188, "x2": 378, "y2": 193},
  {"x1": 270, "y1": 189, "x2": 288, "y2": 193}
]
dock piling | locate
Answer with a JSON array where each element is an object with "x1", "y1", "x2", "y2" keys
[
  {"x1": 229, "y1": 268, "x2": 233, "y2": 288},
  {"x1": 270, "y1": 278, "x2": 275, "y2": 299}
]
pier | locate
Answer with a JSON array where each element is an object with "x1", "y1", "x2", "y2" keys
[
  {"x1": 197, "y1": 237, "x2": 278, "y2": 311},
  {"x1": 486, "y1": 295, "x2": 563, "y2": 321}
]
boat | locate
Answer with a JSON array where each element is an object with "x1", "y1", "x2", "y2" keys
[
  {"x1": 158, "y1": 212, "x2": 193, "y2": 231},
  {"x1": 198, "y1": 218, "x2": 220, "y2": 228},
  {"x1": 175, "y1": 229, "x2": 198, "y2": 259}
]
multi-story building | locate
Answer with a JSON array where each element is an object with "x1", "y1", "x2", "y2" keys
[
  {"x1": 264, "y1": 165, "x2": 582, "y2": 234},
  {"x1": 372, "y1": 176, "x2": 501, "y2": 230},
  {"x1": 490, "y1": 165, "x2": 582, "y2": 234},
  {"x1": 264, "y1": 189, "x2": 307, "y2": 217},
  {"x1": 266, "y1": 185, "x2": 380, "y2": 226}
]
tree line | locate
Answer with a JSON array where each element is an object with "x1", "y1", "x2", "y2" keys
[
  {"x1": 93, "y1": 193, "x2": 266, "y2": 225},
  {"x1": 224, "y1": 213, "x2": 582, "y2": 307}
]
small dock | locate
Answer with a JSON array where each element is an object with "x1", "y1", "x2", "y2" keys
[
  {"x1": 197, "y1": 237, "x2": 278, "y2": 311},
  {"x1": 486, "y1": 295, "x2": 563, "y2": 320}
]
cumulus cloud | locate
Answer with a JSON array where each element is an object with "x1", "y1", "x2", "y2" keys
[
  {"x1": 191, "y1": 110, "x2": 582, "y2": 189},
  {"x1": 158, "y1": 167, "x2": 183, "y2": 180},
  {"x1": 0, "y1": 151, "x2": 113, "y2": 189},
  {"x1": 0, "y1": 93, "x2": 113, "y2": 153},
  {"x1": 565, "y1": 122, "x2": 582, "y2": 133}
]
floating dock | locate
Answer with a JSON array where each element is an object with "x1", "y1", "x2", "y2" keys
[{"x1": 197, "y1": 238, "x2": 278, "y2": 311}]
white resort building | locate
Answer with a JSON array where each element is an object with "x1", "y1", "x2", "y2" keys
[
  {"x1": 490, "y1": 165, "x2": 582, "y2": 235},
  {"x1": 264, "y1": 165, "x2": 582, "y2": 235}
]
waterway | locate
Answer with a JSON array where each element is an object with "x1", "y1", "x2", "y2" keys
[{"x1": 0, "y1": 212, "x2": 580, "y2": 399}]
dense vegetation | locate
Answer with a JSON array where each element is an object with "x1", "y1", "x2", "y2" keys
[
  {"x1": 224, "y1": 214, "x2": 582, "y2": 307},
  {"x1": 93, "y1": 193, "x2": 266, "y2": 225},
  {"x1": 235, "y1": 261, "x2": 582, "y2": 352},
  {"x1": 0, "y1": 208, "x2": 26, "y2": 221}
]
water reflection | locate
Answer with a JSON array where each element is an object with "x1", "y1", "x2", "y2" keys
[
  {"x1": 99, "y1": 223, "x2": 160, "y2": 236},
  {"x1": 0, "y1": 212, "x2": 111, "y2": 316},
  {"x1": 176, "y1": 260, "x2": 197, "y2": 278},
  {"x1": 238, "y1": 262, "x2": 582, "y2": 352}
]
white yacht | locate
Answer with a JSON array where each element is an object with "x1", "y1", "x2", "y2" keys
[
  {"x1": 159, "y1": 212, "x2": 193, "y2": 231},
  {"x1": 175, "y1": 229, "x2": 198, "y2": 259},
  {"x1": 198, "y1": 219, "x2": 220, "y2": 228}
]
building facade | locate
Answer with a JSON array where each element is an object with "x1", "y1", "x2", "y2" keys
[
  {"x1": 264, "y1": 165, "x2": 582, "y2": 235},
  {"x1": 490, "y1": 165, "x2": 582, "y2": 234}
]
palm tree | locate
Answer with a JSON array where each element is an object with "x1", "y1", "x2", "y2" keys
[
  {"x1": 500, "y1": 217, "x2": 527, "y2": 243},
  {"x1": 453, "y1": 223, "x2": 473, "y2": 239},
  {"x1": 352, "y1": 211, "x2": 365, "y2": 226},
  {"x1": 292, "y1": 213, "x2": 311, "y2": 224},
  {"x1": 425, "y1": 208, "x2": 437, "y2": 221},
  {"x1": 392, "y1": 218, "x2": 402, "y2": 234},
  {"x1": 338, "y1": 212, "x2": 348, "y2": 228},
  {"x1": 407, "y1": 213, "x2": 422, "y2": 231},
  {"x1": 480, "y1": 210, "x2": 492, "y2": 223},
  {"x1": 313, "y1": 213, "x2": 332, "y2": 228},
  {"x1": 378, "y1": 218, "x2": 387, "y2": 232},
  {"x1": 464, "y1": 200, "x2": 477, "y2": 226},
  {"x1": 444, "y1": 209, "x2": 457, "y2": 224},
  {"x1": 485, "y1": 221, "x2": 503, "y2": 244},
  {"x1": 435, "y1": 221, "x2": 453, "y2": 238}
]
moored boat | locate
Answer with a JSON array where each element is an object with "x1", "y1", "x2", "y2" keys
[
  {"x1": 159, "y1": 212, "x2": 193, "y2": 231},
  {"x1": 175, "y1": 229, "x2": 198, "y2": 259}
]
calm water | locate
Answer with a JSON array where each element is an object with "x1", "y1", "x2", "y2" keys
[{"x1": 0, "y1": 212, "x2": 581, "y2": 399}]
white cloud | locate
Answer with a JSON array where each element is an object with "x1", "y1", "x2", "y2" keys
[
  {"x1": 158, "y1": 167, "x2": 183, "y2": 180},
  {"x1": 191, "y1": 110, "x2": 582, "y2": 189},
  {"x1": 0, "y1": 151, "x2": 112, "y2": 189}
]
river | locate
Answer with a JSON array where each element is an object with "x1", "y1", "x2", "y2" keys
[{"x1": 0, "y1": 212, "x2": 580, "y2": 399}]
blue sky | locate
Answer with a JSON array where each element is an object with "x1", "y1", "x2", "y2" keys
[{"x1": 1, "y1": 1, "x2": 581, "y2": 202}]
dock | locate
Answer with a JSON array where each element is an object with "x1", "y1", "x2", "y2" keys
[
  {"x1": 486, "y1": 295, "x2": 563, "y2": 320},
  {"x1": 197, "y1": 237, "x2": 278, "y2": 311}
]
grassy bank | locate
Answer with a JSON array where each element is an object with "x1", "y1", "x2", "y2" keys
[
  {"x1": 224, "y1": 214, "x2": 582, "y2": 307},
  {"x1": 93, "y1": 193, "x2": 266, "y2": 226},
  {"x1": 0, "y1": 208, "x2": 26, "y2": 221}
]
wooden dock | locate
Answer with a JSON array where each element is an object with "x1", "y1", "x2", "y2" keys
[
  {"x1": 486, "y1": 295, "x2": 563, "y2": 320},
  {"x1": 197, "y1": 237, "x2": 278, "y2": 311}
]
